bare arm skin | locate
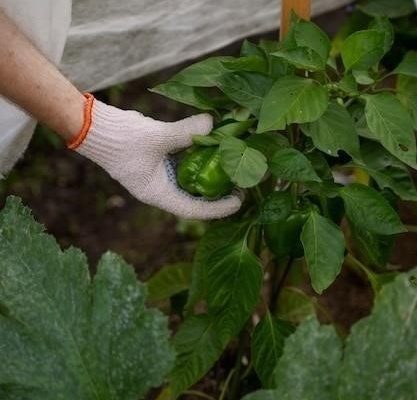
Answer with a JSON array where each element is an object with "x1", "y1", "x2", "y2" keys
[{"x1": 0, "y1": 8, "x2": 84, "y2": 141}]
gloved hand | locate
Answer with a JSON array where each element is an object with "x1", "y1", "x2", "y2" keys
[{"x1": 67, "y1": 94, "x2": 242, "y2": 219}]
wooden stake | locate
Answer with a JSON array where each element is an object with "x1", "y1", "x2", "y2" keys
[{"x1": 280, "y1": 0, "x2": 311, "y2": 39}]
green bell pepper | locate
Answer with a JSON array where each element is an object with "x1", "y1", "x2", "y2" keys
[
  {"x1": 264, "y1": 208, "x2": 310, "y2": 259},
  {"x1": 177, "y1": 147, "x2": 233, "y2": 199}
]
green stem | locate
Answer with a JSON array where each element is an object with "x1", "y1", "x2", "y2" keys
[
  {"x1": 291, "y1": 183, "x2": 298, "y2": 207},
  {"x1": 405, "y1": 224, "x2": 417, "y2": 233},
  {"x1": 219, "y1": 369, "x2": 235, "y2": 400},
  {"x1": 227, "y1": 329, "x2": 247, "y2": 400},
  {"x1": 344, "y1": 253, "x2": 378, "y2": 295},
  {"x1": 371, "y1": 88, "x2": 397, "y2": 94},
  {"x1": 251, "y1": 188, "x2": 263, "y2": 210},
  {"x1": 270, "y1": 257, "x2": 293, "y2": 313}
]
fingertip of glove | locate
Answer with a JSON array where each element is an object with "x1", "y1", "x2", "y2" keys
[
  {"x1": 194, "y1": 194, "x2": 242, "y2": 220},
  {"x1": 187, "y1": 113, "x2": 213, "y2": 136}
]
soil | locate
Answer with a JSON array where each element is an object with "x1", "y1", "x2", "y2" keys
[{"x1": 1, "y1": 3, "x2": 416, "y2": 399}]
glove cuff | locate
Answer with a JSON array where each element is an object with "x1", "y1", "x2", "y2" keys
[
  {"x1": 67, "y1": 94, "x2": 135, "y2": 168},
  {"x1": 67, "y1": 93, "x2": 95, "y2": 150}
]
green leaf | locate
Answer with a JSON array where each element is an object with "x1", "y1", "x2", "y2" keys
[
  {"x1": 394, "y1": 51, "x2": 417, "y2": 78},
  {"x1": 396, "y1": 75, "x2": 417, "y2": 130},
  {"x1": 222, "y1": 56, "x2": 268, "y2": 74},
  {"x1": 362, "y1": 93, "x2": 416, "y2": 168},
  {"x1": 338, "y1": 270, "x2": 417, "y2": 399},
  {"x1": 357, "y1": 141, "x2": 417, "y2": 201},
  {"x1": 193, "y1": 119, "x2": 255, "y2": 146},
  {"x1": 150, "y1": 82, "x2": 223, "y2": 111},
  {"x1": 212, "y1": 119, "x2": 255, "y2": 138},
  {"x1": 259, "y1": 39, "x2": 293, "y2": 79},
  {"x1": 350, "y1": 225, "x2": 394, "y2": 269},
  {"x1": 340, "y1": 183, "x2": 406, "y2": 235},
  {"x1": 170, "y1": 56, "x2": 234, "y2": 87},
  {"x1": 185, "y1": 221, "x2": 249, "y2": 314},
  {"x1": 0, "y1": 197, "x2": 174, "y2": 400},
  {"x1": 258, "y1": 191, "x2": 292, "y2": 224},
  {"x1": 272, "y1": 318, "x2": 342, "y2": 399},
  {"x1": 241, "y1": 40, "x2": 267, "y2": 58},
  {"x1": 206, "y1": 240, "x2": 263, "y2": 341},
  {"x1": 305, "y1": 150, "x2": 334, "y2": 182},
  {"x1": 272, "y1": 47, "x2": 325, "y2": 71},
  {"x1": 301, "y1": 212, "x2": 345, "y2": 294},
  {"x1": 251, "y1": 313, "x2": 294, "y2": 388},
  {"x1": 335, "y1": 74, "x2": 359, "y2": 96},
  {"x1": 222, "y1": 107, "x2": 252, "y2": 122},
  {"x1": 219, "y1": 137, "x2": 268, "y2": 188},
  {"x1": 245, "y1": 133, "x2": 289, "y2": 160},
  {"x1": 352, "y1": 69, "x2": 375, "y2": 85},
  {"x1": 258, "y1": 76, "x2": 329, "y2": 133},
  {"x1": 147, "y1": 263, "x2": 192, "y2": 302},
  {"x1": 369, "y1": 16, "x2": 394, "y2": 54},
  {"x1": 272, "y1": 20, "x2": 330, "y2": 71},
  {"x1": 192, "y1": 135, "x2": 220, "y2": 146},
  {"x1": 359, "y1": 0, "x2": 416, "y2": 18},
  {"x1": 270, "y1": 148, "x2": 322, "y2": 183},
  {"x1": 302, "y1": 101, "x2": 361, "y2": 159},
  {"x1": 216, "y1": 72, "x2": 274, "y2": 116},
  {"x1": 275, "y1": 287, "x2": 317, "y2": 324},
  {"x1": 349, "y1": 103, "x2": 373, "y2": 138},
  {"x1": 293, "y1": 20, "x2": 331, "y2": 63},
  {"x1": 341, "y1": 29, "x2": 385, "y2": 71},
  {"x1": 170, "y1": 315, "x2": 225, "y2": 397},
  {"x1": 331, "y1": 10, "x2": 372, "y2": 57}
]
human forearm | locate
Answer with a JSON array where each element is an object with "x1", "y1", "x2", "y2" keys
[{"x1": 0, "y1": 8, "x2": 84, "y2": 141}]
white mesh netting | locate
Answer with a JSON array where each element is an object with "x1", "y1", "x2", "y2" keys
[{"x1": 0, "y1": 0, "x2": 352, "y2": 175}]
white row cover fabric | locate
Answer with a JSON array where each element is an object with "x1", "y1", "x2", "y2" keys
[
  {"x1": 0, "y1": 0, "x2": 71, "y2": 176},
  {"x1": 0, "y1": 0, "x2": 353, "y2": 176}
]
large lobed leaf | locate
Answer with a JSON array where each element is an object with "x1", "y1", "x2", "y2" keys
[
  {"x1": 272, "y1": 318, "x2": 342, "y2": 400},
  {"x1": 244, "y1": 270, "x2": 417, "y2": 400},
  {"x1": 0, "y1": 197, "x2": 174, "y2": 400}
]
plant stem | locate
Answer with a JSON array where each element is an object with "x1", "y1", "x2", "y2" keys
[
  {"x1": 372, "y1": 88, "x2": 397, "y2": 94},
  {"x1": 219, "y1": 369, "x2": 235, "y2": 400},
  {"x1": 344, "y1": 253, "x2": 378, "y2": 294},
  {"x1": 227, "y1": 329, "x2": 247, "y2": 400},
  {"x1": 291, "y1": 183, "x2": 298, "y2": 207},
  {"x1": 405, "y1": 224, "x2": 417, "y2": 233},
  {"x1": 270, "y1": 257, "x2": 293, "y2": 313},
  {"x1": 183, "y1": 390, "x2": 216, "y2": 400}
]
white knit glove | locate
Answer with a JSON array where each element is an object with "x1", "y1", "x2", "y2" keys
[{"x1": 68, "y1": 94, "x2": 242, "y2": 219}]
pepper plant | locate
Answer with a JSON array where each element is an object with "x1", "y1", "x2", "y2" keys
[{"x1": 149, "y1": 10, "x2": 417, "y2": 399}]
